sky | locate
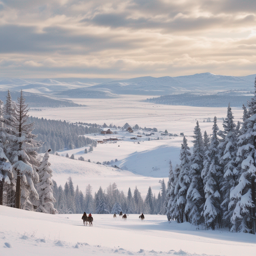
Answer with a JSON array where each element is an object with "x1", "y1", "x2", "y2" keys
[{"x1": 0, "y1": 0, "x2": 256, "y2": 78}]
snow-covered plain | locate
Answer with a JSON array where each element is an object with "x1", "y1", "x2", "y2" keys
[
  {"x1": 30, "y1": 95, "x2": 243, "y2": 135},
  {"x1": 31, "y1": 96, "x2": 244, "y2": 195},
  {"x1": 50, "y1": 154, "x2": 166, "y2": 196},
  {"x1": 1, "y1": 206, "x2": 255, "y2": 256}
]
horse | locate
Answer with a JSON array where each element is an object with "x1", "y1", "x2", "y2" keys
[
  {"x1": 122, "y1": 214, "x2": 127, "y2": 219},
  {"x1": 119, "y1": 211, "x2": 123, "y2": 216},
  {"x1": 87, "y1": 215, "x2": 93, "y2": 226},
  {"x1": 113, "y1": 213, "x2": 116, "y2": 218},
  {"x1": 81, "y1": 212, "x2": 88, "y2": 226},
  {"x1": 139, "y1": 213, "x2": 145, "y2": 220}
]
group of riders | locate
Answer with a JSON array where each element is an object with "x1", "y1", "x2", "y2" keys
[{"x1": 82, "y1": 212, "x2": 145, "y2": 225}]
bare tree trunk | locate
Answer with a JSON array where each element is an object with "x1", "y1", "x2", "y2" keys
[
  {"x1": 0, "y1": 177, "x2": 4, "y2": 205},
  {"x1": 15, "y1": 170, "x2": 21, "y2": 209}
]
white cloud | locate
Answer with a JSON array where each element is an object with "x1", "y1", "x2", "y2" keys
[{"x1": 0, "y1": 0, "x2": 256, "y2": 78}]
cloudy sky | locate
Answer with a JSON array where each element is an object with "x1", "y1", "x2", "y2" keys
[{"x1": 0, "y1": 0, "x2": 256, "y2": 78}]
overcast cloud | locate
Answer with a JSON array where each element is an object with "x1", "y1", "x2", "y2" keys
[{"x1": 0, "y1": 0, "x2": 255, "y2": 78}]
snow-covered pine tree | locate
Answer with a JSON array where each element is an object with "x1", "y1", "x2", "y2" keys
[
  {"x1": 111, "y1": 202, "x2": 122, "y2": 214},
  {"x1": 145, "y1": 187, "x2": 154, "y2": 214},
  {"x1": 37, "y1": 149, "x2": 57, "y2": 214},
  {"x1": 231, "y1": 79, "x2": 256, "y2": 233},
  {"x1": 203, "y1": 131, "x2": 210, "y2": 151},
  {"x1": 166, "y1": 161, "x2": 174, "y2": 221},
  {"x1": 159, "y1": 179, "x2": 167, "y2": 214},
  {"x1": 202, "y1": 116, "x2": 222, "y2": 229},
  {"x1": 0, "y1": 100, "x2": 3, "y2": 129},
  {"x1": 218, "y1": 104, "x2": 238, "y2": 228},
  {"x1": 186, "y1": 121, "x2": 205, "y2": 225},
  {"x1": 127, "y1": 188, "x2": 135, "y2": 213},
  {"x1": 70, "y1": 154, "x2": 75, "y2": 159},
  {"x1": 134, "y1": 187, "x2": 143, "y2": 214},
  {"x1": 7, "y1": 91, "x2": 41, "y2": 210},
  {"x1": 0, "y1": 147, "x2": 12, "y2": 205},
  {"x1": 169, "y1": 164, "x2": 181, "y2": 222},
  {"x1": 177, "y1": 136, "x2": 191, "y2": 222}
]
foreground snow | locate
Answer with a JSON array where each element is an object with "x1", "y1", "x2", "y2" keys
[{"x1": 1, "y1": 206, "x2": 255, "y2": 256}]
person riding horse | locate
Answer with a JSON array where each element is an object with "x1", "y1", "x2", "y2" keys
[
  {"x1": 122, "y1": 214, "x2": 127, "y2": 219},
  {"x1": 139, "y1": 213, "x2": 145, "y2": 220},
  {"x1": 82, "y1": 212, "x2": 87, "y2": 225},
  {"x1": 87, "y1": 213, "x2": 93, "y2": 226},
  {"x1": 119, "y1": 211, "x2": 123, "y2": 216},
  {"x1": 113, "y1": 213, "x2": 116, "y2": 217}
]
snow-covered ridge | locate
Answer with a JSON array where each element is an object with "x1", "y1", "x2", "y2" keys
[{"x1": 1, "y1": 73, "x2": 255, "y2": 98}]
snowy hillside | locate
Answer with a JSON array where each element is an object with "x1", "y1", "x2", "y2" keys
[
  {"x1": 0, "y1": 91, "x2": 82, "y2": 108},
  {"x1": 49, "y1": 154, "x2": 166, "y2": 196},
  {"x1": 1, "y1": 206, "x2": 255, "y2": 256}
]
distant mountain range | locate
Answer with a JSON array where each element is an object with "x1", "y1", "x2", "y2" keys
[{"x1": 0, "y1": 73, "x2": 255, "y2": 107}]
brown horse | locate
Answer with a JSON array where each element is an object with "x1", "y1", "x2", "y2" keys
[
  {"x1": 87, "y1": 215, "x2": 93, "y2": 226},
  {"x1": 82, "y1": 212, "x2": 88, "y2": 225},
  {"x1": 139, "y1": 213, "x2": 145, "y2": 220},
  {"x1": 113, "y1": 213, "x2": 116, "y2": 217},
  {"x1": 122, "y1": 214, "x2": 127, "y2": 219},
  {"x1": 119, "y1": 211, "x2": 123, "y2": 216}
]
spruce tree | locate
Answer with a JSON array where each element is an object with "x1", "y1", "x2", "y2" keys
[
  {"x1": 218, "y1": 105, "x2": 237, "y2": 228},
  {"x1": 177, "y1": 136, "x2": 191, "y2": 222},
  {"x1": 202, "y1": 117, "x2": 222, "y2": 229},
  {"x1": 0, "y1": 147, "x2": 12, "y2": 205},
  {"x1": 7, "y1": 91, "x2": 40, "y2": 209},
  {"x1": 231, "y1": 79, "x2": 256, "y2": 233},
  {"x1": 37, "y1": 149, "x2": 57, "y2": 214},
  {"x1": 186, "y1": 122, "x2": 205, "y2": 225},
  {"x1": 170, "y1": 164, "x2": 181, "y2": 222},
  {"x1": 166, "y1": 161, "x2": 174, "y2": 221}
]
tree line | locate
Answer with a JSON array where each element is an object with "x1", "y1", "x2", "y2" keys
[
  {"x1": 53, "y1": 177, "x2": 167, "y2": 215},
  {"x1": 30, "y1": 117, "x2": 98, "y2": 153},
  {"x1": 166, "y1": 78, "x2": 256, "y2": 234}
]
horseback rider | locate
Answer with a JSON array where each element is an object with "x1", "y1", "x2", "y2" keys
[
  {"x1": 82, "y1": 212, "x2": 87, "y2": 220},
  {"x1": 89, "y1": 213, "x2": 92, "y2": 218},
  {"x1": 139, "y1": 213, "x2": 145, "y2": 219}
]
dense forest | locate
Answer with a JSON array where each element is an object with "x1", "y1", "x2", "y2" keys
[
  {"x1": 29, "y1": 117, "x2": 99, "y2": 153},
  {"x1": 165, "y1": 79, "x2": 256, "y2": 234}
]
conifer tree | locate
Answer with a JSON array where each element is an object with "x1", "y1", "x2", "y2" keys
[
  {"x1": 170, "y1": 164, "x2": 181, "y2": 222},
  {"x1": 202, "y1": 117, "x2": 222, "y2": 229},
  {"x1": 231, "y1": 79, "x2": 256, "y2": 233},
  {"x1": 7, "y1": 91, "x2": 40, "y2": 209},
  {"x1": 37, "y1": 149, "x2": 57, "y2": 214},
  {"x1": 218, "y1": 105, "x2": 237, "y2": 228},
  {"x1": 145, "y1": 187, "x2": 154, "y2": 214},
  {"x1": 111, "y1": 202, "x2": 122, "y2": 214},
  {"x1": 166, "y1": 161, "x2": 174, "y2": 221},
  {"x1": 0, "y1": 147, "x2": 12, "y2": 205},
  {"x1": 177, "y1": 136, "x2": 191, "y2": 222},
  {"x1": 186, "y1": 122, "x2": 205, "y2": 225}
]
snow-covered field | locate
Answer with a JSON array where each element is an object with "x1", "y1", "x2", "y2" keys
[
  {"x1": 1, "y1": 206, "x2": 255, "y2": 256},
  {"x1": 31, "y1": 96, "x2": 244, "y2": 194},
  {"x1": 30, "y1": 95, "x2": 243, "y2": 135},
  {"x1": 50, "y1": 154, "x2": 166, "y2": 196}
]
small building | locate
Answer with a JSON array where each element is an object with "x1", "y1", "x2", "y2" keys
[
  {"x1": 126, "y1": 127, "x2": 133, "y2": 133},
  {"x1": 101, "y1": 129, "x2": 113, "y2": 135},
  {"x1": 130, "y1": 137, "x2": 137, "y2": 140},
  {"x1": 97, "y1": 141, "x2": 104, "y2": 144}
]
